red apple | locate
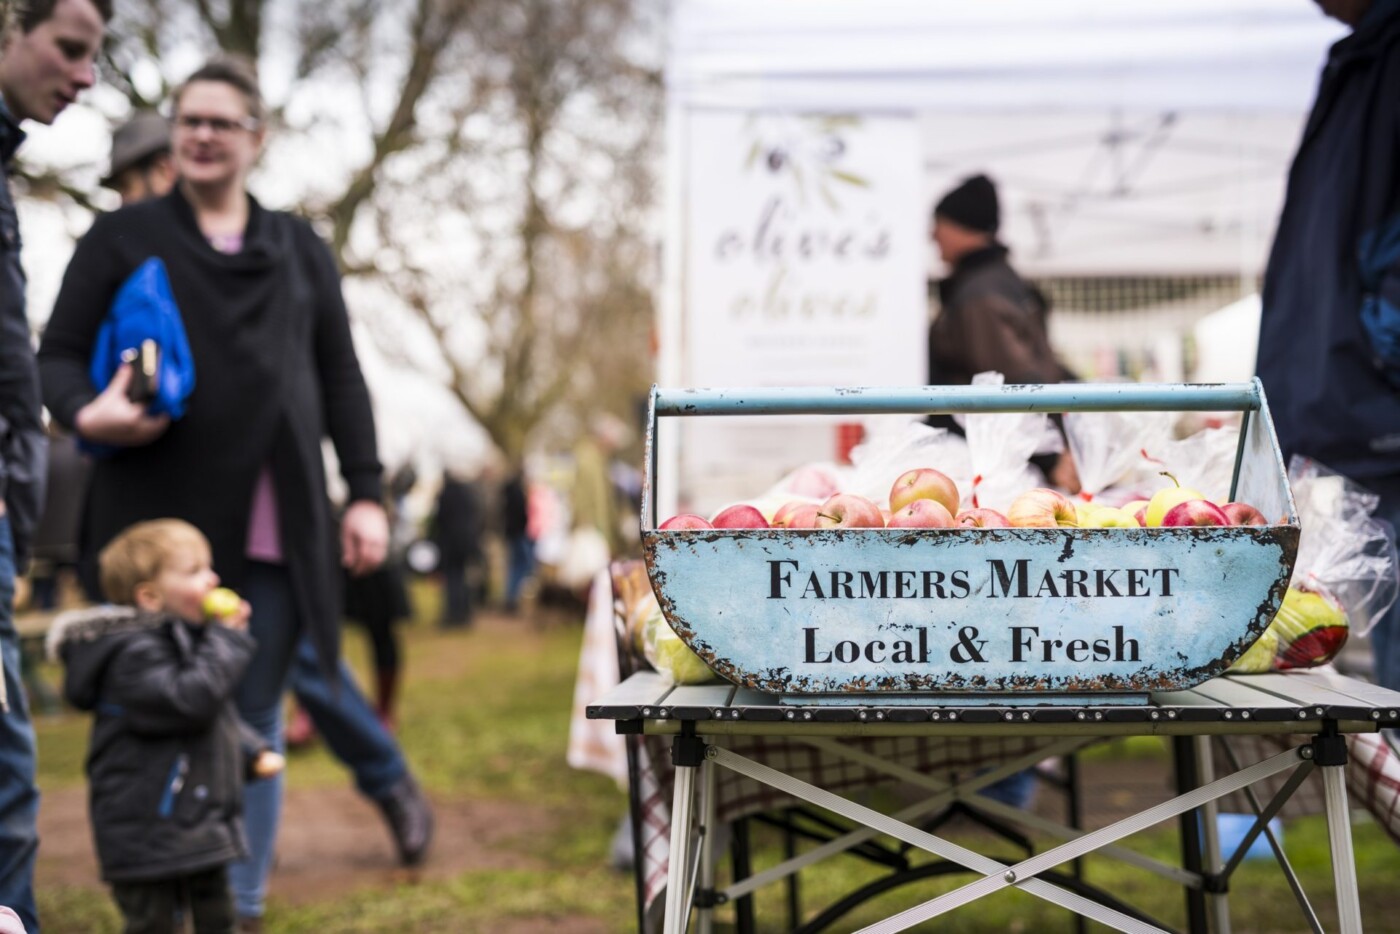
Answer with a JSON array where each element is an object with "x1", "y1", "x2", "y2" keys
[
  {"x1": 1145, "y1": 473, "x2": 1207, "y2": 527},
  {"x1": 782, "y1": 465, "x2": 840, "y2": 500},
  {"x1": 659, "y1": 514, "x2": 712, "y2": 530},
  {"x1": 771, "y1": 501, "x2": 809, "y2": 528},
  {"x1": 888, "y1": 467, "x2": 960, "y2": 516},
  {"x1": 1221, "y1": 502, "x2": 1268, "y2": 527},
  {"x1": 815, "y1": 493, "x2": 885, "y2": 529},
  {"x1": 773, "y1": 502, "x2": 821, "y2": 529},
  {"x1": 1007, "y1": 488, "x2": 1078, "y2": 528},
  {"x1": 1120, "y1": 499, "x2": 1150, "y2": 527},
  {"x1": 1161, "y1": 500, "x2": 1230, "y2": 527},
  {"x1": 711, "y1": 504, "x2": 770, "y2": 529},
  {"x1": 887, "y1": 499, "x2": 955, "y2": 528},
  {"x1": 955, "y1": 508, "x2": 1011, "y2": 529}
]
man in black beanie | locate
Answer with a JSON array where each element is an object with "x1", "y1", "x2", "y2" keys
[
  {"x1": 927, "y1": 173, "x2": 1077, "y2": 812},
  {"x1": 928, "y1": 173, "x2": 1065, "y2": 387}
]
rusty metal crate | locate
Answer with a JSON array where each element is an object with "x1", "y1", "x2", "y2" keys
[{"x1": 640, "y1": 381, "x2": 1299, "y2": 704}]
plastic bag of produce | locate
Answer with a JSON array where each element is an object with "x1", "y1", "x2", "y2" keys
[
  {"x1": 1289, "y1": 457, "x2": 1398, "y2": 638},
  {"x1": 845, "y1": 420, "x2": 971, "y2": 510},
  {"x1": 961, "y1": 372, "x2": 1048, "y2": 513},
  {"x1": 608, "y1": 560, "x2": 719, "y2": 683},
  {"x1": 1062, "y1": 409, "x2": 1177, "y2": 503},
  {"x1": 641, "y1": 598, "x2": 719, "y2": 685},
  {"x1": 1229, "y1": 457, "x2": 1399, "y2": 673},
  {"x1": 610, "y1": 560, "x2": 655, "y2": 665}
]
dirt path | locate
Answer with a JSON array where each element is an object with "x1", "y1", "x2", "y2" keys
[{"x1": 36, "y1": 784, "x2": 559, "y2": 904}]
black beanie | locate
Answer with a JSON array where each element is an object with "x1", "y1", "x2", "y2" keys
[{"x1": 934, "y1": 174, "x2": 999, "y2": 234}]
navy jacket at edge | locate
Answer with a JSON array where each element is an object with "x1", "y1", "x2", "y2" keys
[
  {"x1": 0, "y1": 100, "x2": 48, "y2": 564},
  {"x1": 1256, "y1": 2, "x2": 1400, "y2": 479}
]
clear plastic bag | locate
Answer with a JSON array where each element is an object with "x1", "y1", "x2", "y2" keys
[
  {"x1": 1062, "y1": 410, "x2": 1177, "y2": 502},
  {"x1": 641, "y1": 599, "x2": 720, "y2": 684},
  {"x1": 1153, "y1": 426, "x2": 1241, "y2": 504},
  {"x1": 844, "y1": 421, "x2": 971, "y2": 510},
  {"x1": 1229, "y1": 457, "x2": 1399, "y2": 673},
  {"x1": 961, "y1": 372, "x2": 1046, "y2": 513},
  {"x1": 1289, "y1": 457, "x2": 1399, "y2": 637},
  {"x1": 738, "y1": 462, "x2": 847, "y2": 523},
  {"x1": 611, "y1": 560, "x2": 719, "y2": 684}
]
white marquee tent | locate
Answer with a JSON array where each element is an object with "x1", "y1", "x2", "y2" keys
[{"x1": 658, "y1": 1, "x2": 1345, "y2": 513}]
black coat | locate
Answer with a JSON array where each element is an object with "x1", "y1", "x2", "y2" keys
[
  {"x1": 434, "y1": 477, "x2": 483, "y2": 561},
  {"x1": 0, "y1": 103, "x2": 48, "y2": 564},
  {"x1": 928, "y1": 245, "x2": 1067, "y2": 387},
  {"x1": 1257, "y1": 4, "x2": 1400, "y2": 480},
  {"x1": 38, "y1": 187, "x2": 383, "y2": 674},
  {"x1": 503, "y1": 473, "x2": 529, "y2": 540},
  {"x1": 50, "y1": 606, "x2": 257, "y2": 882}
]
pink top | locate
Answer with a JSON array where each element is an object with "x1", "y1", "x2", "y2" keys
[
  {"x1": 0, "y1": 906, "x2": 27, "y2": 934},
  {"x1": 245, "y1": 467, "x2": 283, "y2": 563},
  {"x1": 207, "y1": 230, "x2": 285, "y2": 565}
]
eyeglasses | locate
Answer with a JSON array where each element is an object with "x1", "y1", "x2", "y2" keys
[{"x1": 172, "y1": 115, "x2": 261, "y2": 135}]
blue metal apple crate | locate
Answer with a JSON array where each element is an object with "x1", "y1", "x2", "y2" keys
[{"x1": 640, "y1": 381, "x2": 1299, "y2": 706}]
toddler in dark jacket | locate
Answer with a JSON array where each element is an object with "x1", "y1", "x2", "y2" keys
[{"x1": 48, "y1": 519, "x2": 283, "y2": 933}]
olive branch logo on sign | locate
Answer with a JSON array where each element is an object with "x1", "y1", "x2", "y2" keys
[{"x1": 742, "y1": 114, "x2": 870, "y2": 211}]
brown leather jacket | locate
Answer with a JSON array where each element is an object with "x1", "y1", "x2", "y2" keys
[{"x1": 928, "y1": 244, "x2": 1068, "y2": 386}]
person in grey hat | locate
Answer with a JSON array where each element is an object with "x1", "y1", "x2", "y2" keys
[{"x1": 103, "y1": 110, "x2": 175, "y2": 205}]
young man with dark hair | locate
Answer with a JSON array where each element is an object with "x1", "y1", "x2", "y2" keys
[{"x1": 0, "y1": 1, "x2": 109, "y2": 928}]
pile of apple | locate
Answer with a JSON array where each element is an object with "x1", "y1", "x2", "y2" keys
[{"x1": 659, "y1": 469, "x2": 1272, "y2": 531}]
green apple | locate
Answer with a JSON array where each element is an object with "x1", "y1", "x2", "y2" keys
[
  {"x1": 1145, "y1": 473, "x2": 1205, "y2": 527},
  {"x1": 203, "y1": 587, "x2": 242, "y2": 620},
  {"x1": 1083, "y1": 506, "x2": 1140, "y2": 528},
  {"x1": 1074, "y1": 502, "x2": 1105, "y2": 528}
]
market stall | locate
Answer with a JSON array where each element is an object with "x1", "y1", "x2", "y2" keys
[{"x1": 592, "y1": 379, "x2": 1400, "y2": 932}]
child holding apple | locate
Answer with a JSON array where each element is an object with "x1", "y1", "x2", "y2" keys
[{"x1": 47, "y1": 519, "x2": 283, "y2": 933}]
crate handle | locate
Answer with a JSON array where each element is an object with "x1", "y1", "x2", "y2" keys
[
  {"x1": 653, "y1": 381, "x2": 1261, "y2": 417},
  {"x1": 643, "y1": 380, "x2": 1286, "y2": 530}
]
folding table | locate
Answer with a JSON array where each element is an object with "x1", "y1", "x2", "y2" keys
[{"x1": 589, "y1": 668, "x2": 1400, "y2": 933}]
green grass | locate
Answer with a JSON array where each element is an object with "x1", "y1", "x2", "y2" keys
[{"x1": 30, "y1": 586, "x2": 1400, "y2": 932}]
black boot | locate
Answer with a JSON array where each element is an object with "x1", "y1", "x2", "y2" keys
[{"x1": 376, "y1": 774, "x2": 434, "y2": 866}]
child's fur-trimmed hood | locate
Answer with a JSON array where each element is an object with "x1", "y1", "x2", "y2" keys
[{"x1": 45, "y1": 605, "x2": 161, "y2": 664}]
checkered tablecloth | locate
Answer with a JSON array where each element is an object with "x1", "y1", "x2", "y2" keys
[
  {"x1": 633, "y1": 731, "x2": 1064, "y2": 914},
  {"x1": 1218, "y1": 731, "x2": 1400, "y2": 837}
]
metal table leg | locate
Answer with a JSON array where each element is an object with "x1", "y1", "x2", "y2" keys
[
  {"x1": 1197, "y1": 735, "x2": 1231, "y2": 934},
  {"x1": 697, "y1": 756, "x2": 718, "y2": 934},
  {"x1": 1173, "y1": 736, "x2": 1209, "y2": 934},
  {"x1": 1314, "y1": 728, "x2": 1362, "y2": 934},
  {"x1": 665, "y1": 728, "x2": 706, "y2": 934}
]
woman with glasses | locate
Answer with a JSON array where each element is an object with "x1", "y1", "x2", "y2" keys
[{"x1": 37, "y1": 57, "x2": 430, "y2": 932}]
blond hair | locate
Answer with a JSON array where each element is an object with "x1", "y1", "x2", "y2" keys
[{"x1": 99, "y1": 519, "x2": 212, "y2": 606}]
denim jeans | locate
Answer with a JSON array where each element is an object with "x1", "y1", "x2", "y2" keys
[
  {"x1": 0, "y1": 516, "x2": 39, "y2": 932},
  {"x1": 1362, "y1": 476, "x2": 1400, "y2": 692},
  {"x1": 288, "y1": 634, "x2": 407, "y2": 800},
  {"x1": 228, "y1": 562, "x2": 408, "y2": 920},
  {"x1": 505, "y1": 535, "x2": 535, "y2": 608}
]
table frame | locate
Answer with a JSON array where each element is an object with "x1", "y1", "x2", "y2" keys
[{"x1": 591, "y1": 670, "x2": 1400, "y2": 933}]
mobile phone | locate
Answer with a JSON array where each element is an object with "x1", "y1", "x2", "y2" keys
[{"x1": 124, "y1": 339, "x2": 160, "y2": 404}]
